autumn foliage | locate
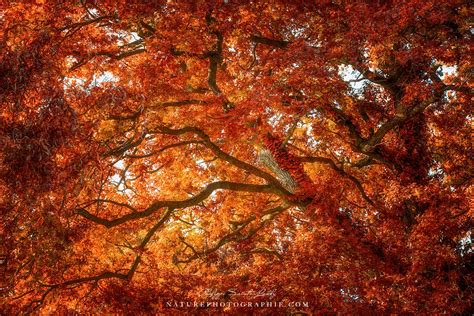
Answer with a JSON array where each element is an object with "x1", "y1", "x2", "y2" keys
[{"x1": 0, "y1": 0, "x2": 472, "y2": 314}]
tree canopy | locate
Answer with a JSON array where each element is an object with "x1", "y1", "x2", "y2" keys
[{"x1": 0, "y1": 0, "x2": 472, "y2": 314}]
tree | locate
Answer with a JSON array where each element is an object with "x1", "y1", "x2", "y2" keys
[{"x1": 0, "y1": 0, "x2": 472, "y2": 314}]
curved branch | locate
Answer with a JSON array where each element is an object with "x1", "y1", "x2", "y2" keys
[
  {"x1": 102, "y1": 133, "x2": 147, "y2": 158},
  {"x1": 28, "y1": 208, "x2": 172, "y2": 312},
  {"x1": 153, "y1": 125, "x2": 291, "y2": 195},
  {"x1": 160, "y1": 99, "x2": 208, "y2": 107},
  {"x1": 70, "y1": 48, "x2": 146, "y2": 71},
  {"x1": 299, "y1": 156, "x2": 374, "y2": 206},
  {"x1": 360, "y1": 94, "x2": 441, "y2": 152},
  {"x1": 175, "y1": 205, "x2": 288, "y2": 264},
  {"x1": 82, "y1": 199, "x2": 138, "y2": 213},
  {"x1": 76, "y1": 182, "x2": 280, "y2": 228},
  {"x1": 125, "y1": 141, "x2": 203, "y2": 159},
  {"x1": 250, "y1": 35, "x2": 289, "y2": 48},
  {"x1": 58, "y1": 14, "x2": 116, "y2": 31}
]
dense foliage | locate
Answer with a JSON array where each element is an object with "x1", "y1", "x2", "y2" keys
[{"x1": 1, "y1": 0, "x2": 472, "y2": 314}]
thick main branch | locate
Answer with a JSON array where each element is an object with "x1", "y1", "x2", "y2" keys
[{"x1": 76, "y1": 182, "x2": 279, "y2": 227}]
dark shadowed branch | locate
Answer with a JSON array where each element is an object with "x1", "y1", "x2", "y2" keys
[
  {"x1": 27, "y1": 208, "x2": 172, "y2": 312},
  {"x1": 174, "y1": 205, "x2": 289, "y2": 264},
  {"x1": 76, "y1": 182, "x2": 281, "y2": 228}
]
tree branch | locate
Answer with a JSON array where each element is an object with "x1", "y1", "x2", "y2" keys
[
  {"x1": 102, "y1": 133, "x2": 147, "y2": 158},
  {"x1": 76, "y1": 182, "x2": 280, "y2": 228},
  {"x1": 28, "y1": 208, "x2": 172, "y2": 312},
  {"x1": 150, "y1": 99, "x2": 208, "y2": 108},
  {"x1": 153, "y1": 125, "x2": 291, "y2": 194},
  {"x1": 250, "y1": 35, "x2": 289, "y2": 48},
  {"x1": 70, "y1": 48, "x2": 146, "y2": 71},
  {"x1": 360, "y1": 94, "x2": 440, "y2": 152},
  {"x1": 299, "y1": 156, "x2": 374, "y2": 205},
  {"x1": 125, "y1": 141, "x2": 203, "y2": 159},
  {"x1": 175, "y1": 205, "x2": 288, "y2": 264},
  {"x1": 58, "y1": 14, "x2": 116, "y2": 32}
]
